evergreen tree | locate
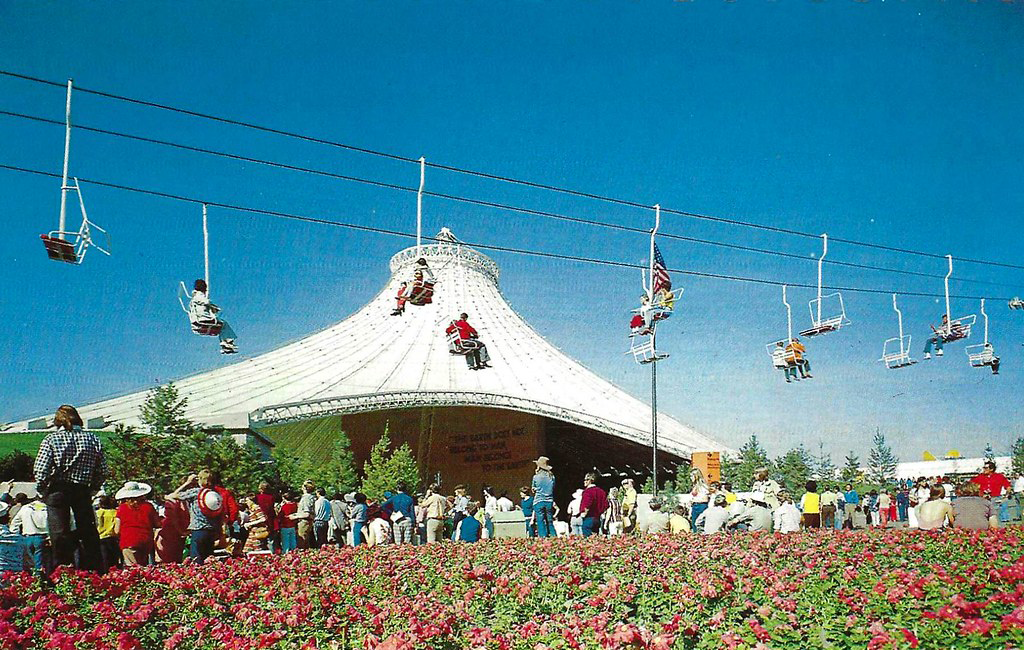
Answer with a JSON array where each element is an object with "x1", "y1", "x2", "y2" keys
[
  {"x1": 775, "y1": 445, "x2": 813, "y2": 493},
  {"x1": 722, "y1": 435, "x2": 770, "y2": 491},
  {"x1": 139, "y1": 383, "x2": 198, "y2": 437},
  {"x1": 0, "y1": 450, "x2": 35, "y2": 482},
  {"x1": 1011, "y1": 437, "x2": 1024, "y2": 478},
  {"x1": 984, "y1": 443, "x2": 996, "y2": 463},
  {"x1": 273, "y1": 432, "x2": 360, "y2": 495},
  {"x1": 360, "y1": 425, "x2": 422, "y2": 500},
  {"x1": 840, "y1": 451, "x2": 862, "y2": 483},
  {"x1": 868, "y1": 429, "x2": 899, "y2": 485},
  {"x1": 813, "y1": 442, "x2": 837, "y2": 483}
]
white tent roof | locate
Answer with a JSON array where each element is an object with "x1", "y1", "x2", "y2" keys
[{"x1": 6, "y1": 231, "x2": 730, "y2": 458}]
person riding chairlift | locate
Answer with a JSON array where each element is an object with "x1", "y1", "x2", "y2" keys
[
  {"x1": 406, "y1": 258, "x2": 436, "y2": 306},
  {"x1": 446, "y1": 312, "x2": 491, "y2": 370},
  {"x1": 786, "y1": 337, "x2": 812, "y2": 380},
  {"x1": 923, "y1": 314, "x2": 965, "y2": 360},
  {"x1": 189, "y1": 279, "x2": 238, "y2": 354},
  {"x1": 391, "y1": 282, "x2": 409, "y2": 317}
]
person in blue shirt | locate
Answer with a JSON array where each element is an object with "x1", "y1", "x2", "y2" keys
[
  {"x1": 0, "y1": 502, "x2": 28, "y2": 575},
  {"x1": 843, "y1": 484, "x2": 860, "y2": 530},
  {"x1": 519, "y1": 487, "x2": 535, "y2": 537},
  {"x1": 350, "y1": 493, "x2": 369, "y2": 546},
  {"x1": 896, "y1": 489, "x2": 910, "y2": 522},
  {"x1": 384, "y1": 483, "x2": 416, "y2": 544},
  {"x1": 531, "y1": 457, "x2": 556, "y2": 538},
  {"x1": 457, "y1": 503, "x2": 482, "y2": 542}
]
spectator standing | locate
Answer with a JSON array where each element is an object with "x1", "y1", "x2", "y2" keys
[
  {"x1": 296, "y1": 481, "x2": 316, "y2": 549},
  {"x1": 971, "y1": 461, "x2": 1012, "y2": 523},
  {"x1": 579, "y1": 473, "x2": 608, "y2": 537},
  {"x1": 481, "y1": 487, "x2": 499, "y2": 539},
  {"x1": 800, "y1": 481, "x2": 821, "y2": 529},
  {"x1": 638, "y1": 498, "x2": 671, "y2": 534},
  {"x1": 33, "y1": 405, "x2": 107, "y2": 572},
  {"x1": 312, "y1": 488, "x2": 332, "y2": 548},
  {"x1": 842, "y1": 484, "x2": 860, "y2": 530},
  {"x1": 819, "y1": 486, "x2": 837, "y2": 529},
  {"x1": 329, "y1": 493, "x2": 348, "y2": 545},
  {"x1": 519, "y1": 487, "x2": 535, "y2": 537},
  {"x1": 254, "y1": 483, "x2": 277, "y2": 551},
  {"x1": 420, "y1": 485, "x2": 448, "y2": 543},
  {"x1": 953, "y1": 482, "x2": 995, "y2": 531},
  {"x1": 620, "y1": 479, "x2": 638, "y2": 533},
  {"x1": 496, "y1": 491, "x2": 515, "y2": 512},
  {"x1": 450, "y1": 486, "x2": 470, "y2": 540},
  {"x1": 10, "y1": 497, "x2": 48, "y2": 574},
  {"x1": 95, "y1": 495, "x2": 120, "y2": 571},
  {"x1": 385, "y1": 483, "x2": 416, "y2": 544},
  {"x1": 603, "y1": 487, "x2": 623, "y2": 536},
  {"x1": 752, "y1": 468, "x2": 782, "y2": 511},
  {"x1": 0, "y1": 503, "x2": 28, "y2": 572},
  {"x1": 155, "y1": 497, "x2": 189, "y2": 564},
  {"x1": 531, "y1": 458, "x2": 556, "y2": 538},
  {"x1": 866, "y1": 491, "x2": 880, "y2": 527},
  {"x1": 166, "y1": 470, "x2": 224, "y2": 564},
  {"x1": 567, "y1": 489, "x2": 584, "y2": 536},
  {"x1": 114, "y1": 481, "x2": 160, "y2": 566},
  {"x1": 242, "y1": 497, "x2": 269, "y2": 553},
  {"x1": 917, "y1": 486, "x2": 954, "y2": 530},
  {"x1": 350, "y1": 493, "x2": 369, "y2": 546},
  {"x1": 276, "y1": 492, "x2": 299, "y2": 553},
  {"x1": 877, "y1": 490, "x2": 892, "y2": 528},
  {"x1": 896, "y1": 489, "x2": 910, "y2": 522},
  {"x1": 690, "y1": 471, "x2": 710, "y2": 532}
]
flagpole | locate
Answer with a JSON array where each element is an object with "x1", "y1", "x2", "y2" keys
[{"x1": 650, "y1": 205, "x2": 660, "y2": 497}]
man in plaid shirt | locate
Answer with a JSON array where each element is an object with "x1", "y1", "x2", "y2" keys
[{"x1": 33, "y1": 405, "x2": 107, "y2": 573}]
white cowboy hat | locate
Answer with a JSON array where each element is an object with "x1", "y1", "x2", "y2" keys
[
  {"x1": 534, "y1": 456, "x2": 553, "y2": 471},
  {"x1": 0, "y1": 502, "x2": 9, "y2": 518},
  {"x1": 115, "y1": 481, "x2": 152, "y2": 500}
]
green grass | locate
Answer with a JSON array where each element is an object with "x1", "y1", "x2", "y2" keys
[{"x1": 0, "y1": 431, "x2": 117, "y2": 458}]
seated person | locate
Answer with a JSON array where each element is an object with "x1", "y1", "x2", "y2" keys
[
  {"x1": 924, "y1": 315, "x2": 964, "y2": 359},
  {"x1": 188, "y1": 279, "x2": 238, "y2": 354},
  {"x1": 654, "y1": 287, "x2": 675, "y2": 314},
  {"x1": 391, "y1": 282, "x2": 409, "y2": 316},
  {"x1": 407, "y1": 259, "x2": 436, "y2": 305},
  {"x1": 446, "y1": 313, "x2": 491, "y2": 370},
  {"x1": 980, "y1": 343, "x2": 1000, "y2": 375},
  {"x1": 629, "y1": 312, "x2": 647, "y2": 336},
  {"x1": 785, "y1": 337, "x2": 811, "y2": 379},
  {"x1": 772, "y1": 342, "x2": 798, "y2": 383}
]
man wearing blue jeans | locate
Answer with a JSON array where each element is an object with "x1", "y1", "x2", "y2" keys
[
  {"x1": 167, "y1": 470, "x2": 223, "y2": 564},
  {"x1": 531, "y1": 456, "x2": 556, "y2": 537},
  {"x1": 580, "y1": 473, "x2": 608, "y2": 536}
]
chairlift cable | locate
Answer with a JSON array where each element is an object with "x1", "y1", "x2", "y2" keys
[
  {"x1": 2, "y1": 68, "x2": 1023, "y2": 272},
  {"x1": 2, "y1": 108, "x2": 1021, "y2": 291},
  {"x1": 0, "y1": 162, "x2": 1017, "y2": 302}
]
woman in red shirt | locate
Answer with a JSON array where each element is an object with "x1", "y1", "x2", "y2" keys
[
  {"x1": 277, "y1": 492, "x2": 299, "y2": 553},
  {"x1": 114, "y1": 481, "x2": 160, "y2": 566}
]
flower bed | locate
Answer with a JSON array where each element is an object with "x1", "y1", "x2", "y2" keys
[{"x1": 2, "y1": 528, "x2": 1024, "y2": 649}]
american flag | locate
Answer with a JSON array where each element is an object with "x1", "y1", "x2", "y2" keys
[{"x1": 652, "y1": 243, "x2": 672, "y2": 294}]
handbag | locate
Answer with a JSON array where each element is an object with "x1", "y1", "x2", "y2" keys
[{"x1": 390, "y1": 510, "x2": 406, "y2": 523}]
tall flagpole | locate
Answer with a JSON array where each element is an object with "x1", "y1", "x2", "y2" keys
[{"x1": 650, "y1": 205, "x2": 660, "y2": 496}]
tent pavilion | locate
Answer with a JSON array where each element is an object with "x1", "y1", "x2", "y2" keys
[{"x1": 6, "y1": 230, "x2": 731, "y2": 502}]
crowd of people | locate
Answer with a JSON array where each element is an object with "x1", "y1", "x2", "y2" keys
[{"x1": 3, "y1": 405, "x2": 1022, "y2": 578}]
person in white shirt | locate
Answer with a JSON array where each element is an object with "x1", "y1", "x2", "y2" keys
[
  {"x1": 695, "y1": 495, "x2": 731, "y2": 534},
  {"x1": 366, "y1": 510, "x2": 393, "y2": 547},
  {"x1": 773, "y1": 492, "x2": 802, "y2": 533},
  {"x1": 11, "y1": 499, "x2": 49, "y2": 573},
  {"x1": 638, "y1": 498, "x2": 671, "y2": 534},
  {"x1": 495, "y1": 492, "x2": 515, "y2": 512},
  {"x1": 567, "y1": 489, "x2": 584, "y2": 536},
  {"x1": 188, "y1": 279, "x2": 239, "y2": 354}
]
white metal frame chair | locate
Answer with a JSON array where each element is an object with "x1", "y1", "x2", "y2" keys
[
  {"x1": 630, "y1": 336, "x2": 668, "y2": 364},
  {"x1": 800, "y1": 235, "x2": 850, "y2": 337},
  {"x1": 879, "y1": 294, "x2": 916, "y2": 369},
  {"x1": 965, "y1": 299, "x2": 997, "y2": 369},
  {"x1": 41, "y1": 180, "x2": 110, "y2": 265},
  {"x1": 177, "y1": 282, "x2": 224, "y2": 337}
]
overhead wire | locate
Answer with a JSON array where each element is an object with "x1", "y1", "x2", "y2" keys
[
  {"x1": 0, "y1": 107, "x2": 1019, "y2": 292},
  {"x1": 1, "y1": 162, "x2": 1015, "y2": 303},
  {"x1": 2, "y1": 68, "x2": 1023, "y2": 272}
]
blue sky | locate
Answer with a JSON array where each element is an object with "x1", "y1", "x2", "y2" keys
[{"x1": 1, "y1": 2, "x2": 1022, "y2": 464}]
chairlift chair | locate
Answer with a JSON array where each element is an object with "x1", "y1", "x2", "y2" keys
[
  {"x1": 40, "y1": 81, "x2": 111, "y2": 266},
  {"x1": 1009, "y1": 297, "x2": 1024, "y2": 311},
  {"x1": 936, "y1": 255, "x2": 976, "y2": 346},
  {"x1": 879, "y1": 294, "x2": 916, "y2": 369},
  {"x1": 41, "y1": 179, "x2": 110, "y2": 265},
  {"x1": 800, "y1": 235, "x2": 849, "y2": 337},
  {"x1": 446, "y1": 328, "x2": 469, "y2": 355},
  {"x1": 965, "y1": 299, "x2": 997, "y2": 370},
  {"x1": 629, "y1": 336, "x2": 668, "y2": 364},
  {"x1": 177, "y1": 282, "x2": 224, "y2": 337},
  {"x1": 767, "y1": 285, "x2": 804, "y2": 380}
]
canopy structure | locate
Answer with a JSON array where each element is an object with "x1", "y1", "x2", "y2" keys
[{"x1": 7, "y1": 229, "x2": 730, "y2": 467}]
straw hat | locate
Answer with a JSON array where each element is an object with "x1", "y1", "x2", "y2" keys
[
  {"x1": 115, "y1": 481, "x2": 152, "y2": 500},
  {"x1": 534, "y1": 456, "x2": 553, "y2": 471}
]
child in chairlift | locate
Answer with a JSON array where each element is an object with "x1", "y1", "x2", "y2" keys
[{"x1": 189, "y1": 279, "x2": 238, "y2": 354}]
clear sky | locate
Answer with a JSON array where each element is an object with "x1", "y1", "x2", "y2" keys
[{"x1": 1, "y1": 2, "x2": 1022, "y2": 465}]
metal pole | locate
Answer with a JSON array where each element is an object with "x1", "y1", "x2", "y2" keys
[
  {"x1": 816, "y1": 234, "x2": 827, "y2": 325},
  {"x1": 649, "y1": 205, "x2": 660, "y2": 299},
  {"x1": 651, "y1": 345, "x2": 658, "y2": 497},
  {"x1": 944, "y1": 255, "x2": 953, "y2": 336},
  {"x1": 58, "y1": 79, "x2": 73, "y2": 237},
  {"x1": 981, "y1": 299, "x2": 988, "y2": 344},
  {"x1": 417, "y1": 156, "x2": 425, "y2": 257},
  {"x1": 203, "y1": 204, "x2": 210, "y2": 295},
  {"x1": 783, "y1": 285, "x2": 792, "y2": 342},
  {"x1": 893, "y1": 294, "x2": 905, "y2": 356}
]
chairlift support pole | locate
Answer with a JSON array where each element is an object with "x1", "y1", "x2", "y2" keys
[
  {"x1": 981, "y1": 299, "x2": 988, "y2": 345},
  {"x1": 203, "y1": 204, "x2": 210, "y2": 295},
  {"x1": 816, "y1": 234, "x2": 827, "y2": 326},
  {"x1": 893, "y1": 294, "x2": 906, "y2": 357},
  {"x1": 783, "y1": 285, "x2": 793, "y2": 343},
  {"x1": 416, "y1": 156, "x2": 425, "y2": 258},
  {"x1": 650, "y1": 204, "x2": 660, "y2": 496},
  {"x1": 944, "y1": 255, "x2": 953, "y2": 337},
  {"x1": 58, "y1": 79, "x2": 73, "y2": 238}
]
